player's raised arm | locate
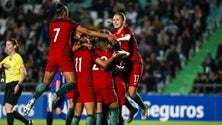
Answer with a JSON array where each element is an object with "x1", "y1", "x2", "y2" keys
[{"x1": 76, "y1": 25, "x2": 118, "y2": 44}]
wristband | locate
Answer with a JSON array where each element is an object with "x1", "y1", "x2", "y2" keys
[{"x1": 1, "y1": 63, "x2": 4, "y2": 68}]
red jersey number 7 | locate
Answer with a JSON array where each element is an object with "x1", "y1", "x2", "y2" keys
[{"x1": 53, "y1": 28, "x2": 61, "y2": 42}]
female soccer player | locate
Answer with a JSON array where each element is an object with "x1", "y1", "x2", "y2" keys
[
  {"x1": 0, "y1": 38, "x2": 33, "y2": 125},
  {"x1": 111, "y1": 12, "x2": 149, "y2": 121},
  {"x1": 92, "y1": 30, "x2": 126, "y2": 125},
  {"x1": 71, "y1": 35, "x2": 128, "y2": 125},
  {"x1": 24, "y1": 2, "x2": 118, "y2": 115},
  {"x1": 65, "y1": 30, "x2": 82, "y2": 125}
]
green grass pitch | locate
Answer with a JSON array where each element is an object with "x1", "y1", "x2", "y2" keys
[{"x1": 0, "y1": 119, "x2": 222, "y2": 125}]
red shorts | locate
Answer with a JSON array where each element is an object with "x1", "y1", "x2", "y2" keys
[
  {"x1": 45, "y1": 53, "x2": 74, "y2": 72},
  {"x1": 122, "y1": 61, "x2": 143, "y2": 88},
  {"x1": 95, "y1": 89, "x2": 117, "y2": 105},
  {"x1": 66, "y1": 88, "x2": 77, "y2": 99},
  {"x1": 76, "y1": 88, "x2": 95, "y2": 103},
  {"x1": 114, "y1": 75, "x2": 126, "y2": 106}
]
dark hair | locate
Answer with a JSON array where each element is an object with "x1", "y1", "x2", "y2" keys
[
  {"x1": 115, "y1": 12, "x2": 126, "y2": 21},
  {"x1": 7, "y1": 38, "x2": 20, "y2": 53},
  {"x1": 56, "y1": 3, "x2": 67, "y2": 16}
]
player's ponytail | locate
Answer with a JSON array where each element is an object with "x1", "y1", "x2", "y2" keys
[
  {"x1": 55, "y1": 2, "x2": 68, "y2": 17},
  {"x1": 56, "y1": 3, "x2": 64, "y2": 14}
]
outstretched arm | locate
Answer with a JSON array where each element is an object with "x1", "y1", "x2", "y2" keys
[
  {"x1": 77, "y1": 25, "x2": 117, "y2": 44},
  {"x1": 95, "y1": 50, "x2": 129, "y2": 70}
]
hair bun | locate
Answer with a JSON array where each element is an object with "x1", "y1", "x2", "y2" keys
[
  {"x1": 56, "y1": 3, "x2": 64, "y2": 11},
  {"x1": 56, "y1": 3, "x2": 64, "y2": 13}
]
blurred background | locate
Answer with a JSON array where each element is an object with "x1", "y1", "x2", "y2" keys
[{"x1": 0, "y1": 0, "x2": 222, "y2": 122}]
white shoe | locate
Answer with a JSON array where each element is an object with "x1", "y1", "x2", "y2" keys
[
  {"x1": 28, "y1": 120, "x2": 34, "y2": 125},
  {"x1": 47, "y1": 93, "x2": 57, "y2": 112},
  {"x1": 141, "y1": 104, "x2": 148, "y2": 120},
  {"x1": 24, "y1": 98, "x2": 36, "y2": 115}
]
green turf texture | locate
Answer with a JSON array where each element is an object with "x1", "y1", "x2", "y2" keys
[{"x1": 0, "y1": 119, "x2": 221, "y2": 125}]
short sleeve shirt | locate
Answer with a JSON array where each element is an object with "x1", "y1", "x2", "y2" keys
[
  {"x1": 1, "y1": 53, "x2": 24, "y2": 83},
  {"x1": 49, "y1": 19, "x2": 79, "y2": 55},
  {"x1": 74, "y1": 47, "x2": 99, "y2": 89},
  {"x1": 112, "y1": 26, "x2": 143, "y2": 63},
  {"x1": 92, "y1": 49, "x2": 114, "y2": 89}
]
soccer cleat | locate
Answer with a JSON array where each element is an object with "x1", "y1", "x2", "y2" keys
[
  {"x1": 47, "y1": 92, "x2": 57, "y2": 112},
  {"x1": 27, "y1": 120, "x2": 34, "y2": 125},
  {"x1": 47, "y1": 92, "x2": 53, "y2": 112},
  {"x1": 127, "y1": 107, "x2": 138, "y2": 123},
  {"x1": 24, "y1": 98, "x2": 36, "y2": 116},
  {"x1": 141, "y1": 104, "x2": 149, "y2": 120}
]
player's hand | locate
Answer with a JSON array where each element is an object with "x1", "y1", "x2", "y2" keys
[
  {"x1": 106, "y1": 34, "x2": 118, "y2": 44},
  {"x1": 113, "y1": 50, "x2": 130, "y2": 58},
  {"x1": 14, "y1": 84, "x2": 20, "y2": 94}
]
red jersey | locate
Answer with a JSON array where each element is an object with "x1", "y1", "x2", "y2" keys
[
  {"x1": 92, "y1": 49, "x2": 114, "y2": 89},
  {"x1": 45, "y1": 18, "x2": 79, "y2": 72},
  {"x1": 49, "y1": 18, "x2": 79, "y2": 55},
  {"x1": 112, "y1": 26, "x2": 143, "y2": 63},
  {"x1": 73, "y1": 47, "x2": 99, "y2": 90},
  {"x1": 112, "y1": 26, "x2": 143, "y2": 88}
]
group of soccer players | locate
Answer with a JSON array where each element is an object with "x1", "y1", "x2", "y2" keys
[{"x1": 23, "y1": 2, "x2": 148, "y2": 125}]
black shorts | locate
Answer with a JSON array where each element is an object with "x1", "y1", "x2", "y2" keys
[{"x1": 4, "y1": 81, "x2": 23, "y2": 106}]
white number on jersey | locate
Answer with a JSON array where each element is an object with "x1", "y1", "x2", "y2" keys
[
  {"x1": 53, "y1": 28, "x2": 60, "y2": 42},
  {"x1": 92, "y1": 56, "x2": 108, "y2": 70},
  {"x1": 75, "y1": 57, "x2": 82, "y2": 72},
  {"x1": 134, "y1": 75, "x2": 140, "y2": 83}
]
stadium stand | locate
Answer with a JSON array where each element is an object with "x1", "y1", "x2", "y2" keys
[
  {"x1": 164, "y1": 25, "x2": 222, "y2": 94},
  {"x1": 164, "y1": 3, "x2": 222, "y2": 94}
]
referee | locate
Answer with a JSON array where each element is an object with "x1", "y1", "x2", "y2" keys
[{"x1": 0, "y1": 38, "x2": 33, "y2": 125}]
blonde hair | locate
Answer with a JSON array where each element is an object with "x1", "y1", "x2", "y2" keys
[{"x1": 93, "y1": 29, "x2": 112, "y2": 50}]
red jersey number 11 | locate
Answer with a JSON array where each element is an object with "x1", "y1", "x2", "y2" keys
[{"x1": 75, "y1": 57, "x2": 82, "y2": 72}]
